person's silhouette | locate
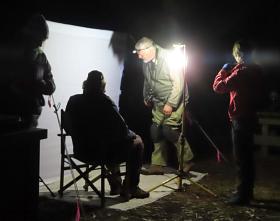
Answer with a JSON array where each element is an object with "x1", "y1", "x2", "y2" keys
[
  {"x1": 66, "y1": 70, "x2": 149, "y2": 200},
  {"x1": 0, "y1": 14, "x2": 55, "y2": 131}
]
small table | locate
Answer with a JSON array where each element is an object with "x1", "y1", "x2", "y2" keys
[{"x1": 1, "y1": 128, "x2": 47, "y2": 221}]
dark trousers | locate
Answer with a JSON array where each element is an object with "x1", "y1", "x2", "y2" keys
[
  {"x1": 75, "y1": 134, "x2": 144, "y2": 190},
  {"x1": 109, "y1": 135, "x2": 144, "y2": 190},
  {"x1": 231, "y1": 118, "x2": 256, "y2": 198},
  {"x1": 123, "y1": 135, "x2": 144, "y2": 190}
]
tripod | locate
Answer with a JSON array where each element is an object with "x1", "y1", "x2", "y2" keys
[{"x1": 147, "y1": 44, "x2": 216, "y2": 196}]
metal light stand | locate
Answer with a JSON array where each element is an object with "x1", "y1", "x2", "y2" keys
[
  {"x1": 148, "y1": 44, "x2": 216, "y2": 197},
  {"x1": 37, "y1": 95, "x2": 57, "y2": 198},
  {"x1": 191, "y1": 116, "x2": 228, "y2": 163}
]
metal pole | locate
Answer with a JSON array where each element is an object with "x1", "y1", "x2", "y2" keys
[{"x1": 178, "y1": 44, "x2": 186, "y2": 190}]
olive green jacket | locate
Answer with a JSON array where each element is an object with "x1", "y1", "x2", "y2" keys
[{"x1": 142, "y1": 45, "x2": 189, "y2": 109}]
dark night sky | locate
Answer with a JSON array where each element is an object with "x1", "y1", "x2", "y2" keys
[
  {"x1": 2, "y1": 1, "x2": 280, "y2": 156},
  {"x1": 2, "y1": 1, "x2": 279, "y2": 54},
  {"x1": 3, "y1": 1, "x2": 280, "y2": 38},
  {"x1": 4, "y1": 1, "x2": 279, "y2": 66}
]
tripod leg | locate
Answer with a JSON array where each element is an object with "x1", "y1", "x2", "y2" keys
[
  {"x1": 184, "y1": 177, "x2": 217, "y2": 197},
  {"x1": 39, "y1": 176, "x2": 56, "y2": 197},
  {"x1": 148, "y1": 175, "x2": 179, "y2": 192}
]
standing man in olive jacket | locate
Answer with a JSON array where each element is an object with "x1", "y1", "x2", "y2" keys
[{"x1": 134, "y1": 37, "x2": 194, "y2": 175}]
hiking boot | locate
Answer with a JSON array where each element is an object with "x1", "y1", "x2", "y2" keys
[
  {"x1": 140, "y1": 165, "x2": 164, "y2": 175},
  {"x1": 120, "y1": 186, "x2": 150, "y2": 201},
  {"x1": 131, "y1": 187, "x2": 150, "y2": 199},
  {"x1": 227, "y1": 193, "x2": 251, "y2": 206}
]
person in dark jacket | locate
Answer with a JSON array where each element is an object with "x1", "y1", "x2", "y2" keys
[
  {"x1": 134, "y1": 37, "x2": 194, "y2": 175},
  {"x1": 0, "y1": 14, "x2": 55, "y2": 130},
  {"x1": 213, "y1": 40, "x2": 264, "y2": 205},
  {"x1": 66, "y1": 70, "x2": 149, "y2": 200}
]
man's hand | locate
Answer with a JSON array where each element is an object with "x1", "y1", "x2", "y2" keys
[
  {"x1": 128, "y1": 129, "x2": 137, "y2": 139},
  {"x1": 163, "y1": 104, "x2": 173, "y2": 116}
]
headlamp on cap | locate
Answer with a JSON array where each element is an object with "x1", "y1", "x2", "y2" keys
[{"x1": 133, "y1": 37, "x2": 154, "y2": 54}]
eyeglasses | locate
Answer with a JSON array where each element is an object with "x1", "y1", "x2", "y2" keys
[{"x1": 132, "y1": 46, "x2": 152, "y2": 54}]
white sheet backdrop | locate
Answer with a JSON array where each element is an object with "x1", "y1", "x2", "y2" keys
[{"x1": 38, "y1": 21, "x2": 124, "y2": 180}]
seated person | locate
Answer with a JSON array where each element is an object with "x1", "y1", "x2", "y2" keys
[{"x1": 66, "y1": 70, "x2": 149, "y2": 200}]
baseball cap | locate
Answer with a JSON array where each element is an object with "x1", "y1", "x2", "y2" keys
[{"x1": 133, "y1": 37, "x2": 154, "y2": 53}]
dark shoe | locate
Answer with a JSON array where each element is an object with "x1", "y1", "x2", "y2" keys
[
  {"x1": 140, "y1": 165, "x2": 164, "y2": 175},
  {"x1": 131, "y1": 187, "x2": 150, "y2": 199},
  {"x1": 120, "y1": 186, "x2": 150, "y2": 201},
  {"x1": 109, "y1": 184, "x2": 122, "y2": 195},
  {"x1": 227, "y1": 194, "x2": 251, "y2": 206}
]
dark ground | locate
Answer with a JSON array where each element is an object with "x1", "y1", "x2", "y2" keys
[{"x1": 39, "y1": 151, "x2": 280, "y2": 221}]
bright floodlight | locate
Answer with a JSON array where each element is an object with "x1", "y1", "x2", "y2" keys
[{"x1": 167, "y1": 44, "x2": 187, "y2": 71}]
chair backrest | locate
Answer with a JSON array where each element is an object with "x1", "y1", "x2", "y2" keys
[
  {"x1": 60, "y1": 108, "x2": 82, "y2": 158},
  {"x1": 61, "y1": 109, "x2": 73, "y2": 135}
]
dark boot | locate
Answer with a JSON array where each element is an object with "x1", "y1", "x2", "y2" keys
[
  {"x1": 120, "y1": 180, "x2": 149, "y2": 201},
  {"x1": 130, "y1": 186, "x2": 150, "y2": 199},
  {"x1": 228, "y1": 190, "x2": 253, "y2": 206},
  {"x1": 140, "y1": 164, "x2": 164, "y2": 175}
]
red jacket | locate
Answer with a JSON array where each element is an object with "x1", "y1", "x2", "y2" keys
[{"x1": 213, "y1": 63, "x2": 263, "y2": 121}]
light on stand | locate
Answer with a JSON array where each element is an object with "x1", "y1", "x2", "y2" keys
[
  {"x1": 171, "y1": 43, "x2": 187, "y2": 190},
  {"x1": 148, "y1": 43, "x2": 217, "y2": 197},
  {"x1": 167, "y1": 44, "x2": 187, "y2": 72}
]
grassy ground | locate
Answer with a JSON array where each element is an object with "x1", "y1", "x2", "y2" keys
[{"x1": 39, "y1": 153, "x2": 280, "y2": 221}]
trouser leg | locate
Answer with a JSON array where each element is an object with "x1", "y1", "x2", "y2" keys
[
  {"x1": 106, "y1": 164, "x2": 122, "y2": 189},
  {"x1": 174, "y1": 137, "x2": 194, "y2": 164},
  {"x1": 151, "y1": 141, "x2": 168, "y2": 166},
  {"x1": 150, "y1": 122, "x2": 168, "y2": 166},
  {"x1": 232, "y1": 119, "x2": 255, "y2": 198},
  {"x1": 126, "y1": 135, "x2": 144, "y2": 189},
  {"x1": 162, "y1": 125, "x2": 194, "y2": 164},
  {"x1": 151, "y1": 102, "x2": 193, "y2": 166}
]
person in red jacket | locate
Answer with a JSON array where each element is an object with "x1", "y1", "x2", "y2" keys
[{"x1": 213, "y1": 40, "x2": 264, "y2": 205}]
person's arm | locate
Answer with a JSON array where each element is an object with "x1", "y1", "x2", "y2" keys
[
  {"x1": 41, "y1": 54, "x2": 56, "y2": 95},
  {"x1": 35, "y1": 52, "x2": 56, "y2": 95},
  {"x1": 213, "y1": 63, "x2": 241, "y2": 94},
  {"x1": 106, "y1": 96, "x2": 136, "y2": 139}
]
